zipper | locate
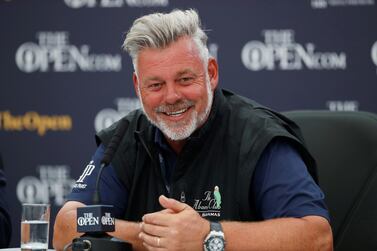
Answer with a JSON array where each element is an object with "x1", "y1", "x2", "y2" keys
[
  {"x1": 180, "y1": 191, "x2": 186, "y2": 203},
  {"x1": 158, "y1": 152, "x2": 171, "y2": 193}
]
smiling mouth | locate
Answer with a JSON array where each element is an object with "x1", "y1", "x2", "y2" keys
[{"x1": 164, "y1": 107, "x2": 190, "y2": 117}]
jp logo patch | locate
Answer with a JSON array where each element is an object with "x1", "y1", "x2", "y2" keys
[{"x1": 77, "y1": 161, "x2": 95, "y2": 183}]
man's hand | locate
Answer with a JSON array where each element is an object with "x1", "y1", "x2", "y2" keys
[{"x1": 139, "y1": 195, "x2": 210, "y2": 251}]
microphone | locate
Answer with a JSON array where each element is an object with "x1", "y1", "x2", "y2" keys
[
  {"x1": 94, "y1": 119, "x2": 130, "y2": 204},
  {"x1": 72, "y1": 118, "x2": 132, "y2": 251}
]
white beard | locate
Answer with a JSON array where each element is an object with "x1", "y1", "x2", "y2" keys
[{"x1": 138, "y1": 78, "x2": 214, "y2": 141}]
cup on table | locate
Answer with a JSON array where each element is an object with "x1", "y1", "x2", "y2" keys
[{"x1": 20, "y1": 203, "x2": 50, "y2": 251}]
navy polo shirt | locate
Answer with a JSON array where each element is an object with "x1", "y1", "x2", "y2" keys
[{"x1": 67, "y1": 129, "x2": 329, "y2": 221}]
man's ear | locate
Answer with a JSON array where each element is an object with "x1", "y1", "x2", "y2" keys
[
  {"x1": 133, "y1": 72, "x2": 139, "y2": 97},
  {"x1": 207, "y1": 58, "x2": 219, "y2": 90}
]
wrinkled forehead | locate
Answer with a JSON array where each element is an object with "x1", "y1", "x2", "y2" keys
[{"x1": 136, "y1": 37, "x2": 205, "y2": 74}]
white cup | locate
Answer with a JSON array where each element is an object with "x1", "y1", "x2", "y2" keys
[{"x1": 20, "y1": 203, "x2": 50, "y2": 251}]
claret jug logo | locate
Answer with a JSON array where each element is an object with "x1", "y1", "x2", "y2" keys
[
  {"x1": 0, "y1": 110, "x2": 72, "y2": 136},
  {"x1": 64, "y1": 0, "x2": 168, "y2": 8},
  {"x1": 193, "y1": 186, "x2": 222, "y2": 218},
  {"x1": 371, "y1": 41, "x2": 377, "y2": 74},
  {"x1": 94, "y1": 97, "x2": 140, "y2": 132},
  {"x1": 241, "y1": 29, "x2": 347, "y2": 71},
  {"x1": 17, "y1": 165, "x2": 76, "y2": 206},
  {"x1": 15, "y1": 31, "x2": 122, "y2": 73}
]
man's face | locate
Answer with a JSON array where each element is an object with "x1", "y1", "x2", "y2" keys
[{"x1": 133, "y1": 36, "x2": 218, "y2": 141}]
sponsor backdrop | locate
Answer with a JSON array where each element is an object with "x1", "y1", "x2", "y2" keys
[{"x1": 1, "y1": 0, "x2": 376, "y2": 247}]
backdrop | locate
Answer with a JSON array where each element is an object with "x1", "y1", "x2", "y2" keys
[{"x1": 1, "y1": 0, "x2": 376, "y2": 247}]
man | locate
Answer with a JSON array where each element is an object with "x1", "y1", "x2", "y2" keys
[{"x1": 53, "y1": 9, "x2": 333, "y2": 251}]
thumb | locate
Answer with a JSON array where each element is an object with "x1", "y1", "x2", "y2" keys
[{"x1": 159, "y1": 195, "x2": 187, "y2": 213}]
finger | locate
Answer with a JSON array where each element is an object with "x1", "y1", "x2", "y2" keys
[
  {"x1": 141, "y1": 209, "x2": 175, "y2": 225},
  {"x1": 159, "y1": 195, "x2": 187, "y2": 213},
  {"x1": 160, "y1": 208, "x2": 175, "y2": 214},
  {"x1": 139, "y1": 232, "x2": 165, "y2": 249},
  {"x1": 142, "y1": 212, "x2": 175, "y2": 227},
  {"x1": 142, "y1": 211, "x2": 175, "y2": 226},
  {"x1": 141, "y1": 222, "x2": 169, "y2": 237},
  {"x1": 142, "y1": 241, "x2": 166, "y2": 251}
]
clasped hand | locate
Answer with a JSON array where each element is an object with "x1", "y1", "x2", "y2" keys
[{"x1": 139, "y1": 195, "x2": 210, "y2": 251}]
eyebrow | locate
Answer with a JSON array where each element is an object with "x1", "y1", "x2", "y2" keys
[
  {"x1": 143, "y1": 69, "x2": 197, "y2": 83},
  {"x1": 144, "y1": 76, "x2": 164, "y2": 83},
  {"x1": 176, "y1": 69, "x2": 197, "y2": 77}
]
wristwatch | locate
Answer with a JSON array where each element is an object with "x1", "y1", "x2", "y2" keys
[{"x1": 203, "y1": 221, "x2": 226, "y2": 251}]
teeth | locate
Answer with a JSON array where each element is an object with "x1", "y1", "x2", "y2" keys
[{"x1": 166, "y1": 108, "x2": 188, "y2": 116}]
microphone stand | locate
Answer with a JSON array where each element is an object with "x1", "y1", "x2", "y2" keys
[{"x1": 72, "y1": 233, "x2": 131, "y2": 251}]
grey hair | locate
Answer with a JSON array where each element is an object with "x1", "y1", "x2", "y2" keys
[{"x1": 122, "y1": 9, "x2": 209, "y2": 72}]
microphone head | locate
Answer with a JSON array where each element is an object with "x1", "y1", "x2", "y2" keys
[{"x1": 77, "y1": 205, "x2": 115, "y2": 233}]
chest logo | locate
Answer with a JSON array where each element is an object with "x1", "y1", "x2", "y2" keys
[
  {"x1": 193, "y1": 186, "x2": 222, "y2": 218},
  {"x1": 213, "y1": 186, "x2": 222, "y2": 208}
]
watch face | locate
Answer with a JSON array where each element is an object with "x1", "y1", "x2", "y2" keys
[{"x1": 207, "y1": 236, "x2": 225, "y2": 251}]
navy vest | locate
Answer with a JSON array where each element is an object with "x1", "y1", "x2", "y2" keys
[{"x1": 96, "y1": 89, "x2": 317, "y2": 222}]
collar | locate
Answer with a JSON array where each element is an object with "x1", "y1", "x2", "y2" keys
[
  {"x1": 186, "y1": 87, "x2": 223, "y2": 142},
  {"x1": 154, "y1": 127, "x2": 175, "y2": 153}
]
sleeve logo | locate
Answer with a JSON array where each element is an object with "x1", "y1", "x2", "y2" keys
[{"x1": 77, "y1": 161, "x2": 95, "y2": 183}]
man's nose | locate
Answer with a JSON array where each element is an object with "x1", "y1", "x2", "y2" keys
[{"x1": 164, "y1": 83, "x2": 181, "y2": 104}]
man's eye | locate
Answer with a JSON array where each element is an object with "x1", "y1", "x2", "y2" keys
[
  {"x1": 148, "y1": 83, "x2": 162, "y2": 90},
  {"x1": 179, "y1": 77, "x2": 193, "y2": 83}
]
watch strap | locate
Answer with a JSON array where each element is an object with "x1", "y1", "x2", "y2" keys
[
  {"x1": 204, "y1": 221, "x2": 225, "y2": 251},
  {"x1": 210, "y1": 221, "x2": 223, "y2": 232}
]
